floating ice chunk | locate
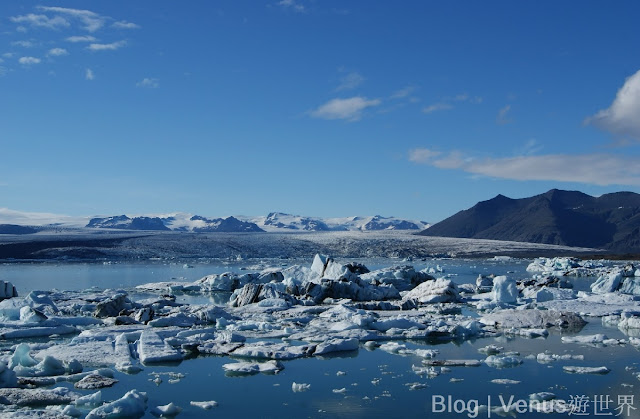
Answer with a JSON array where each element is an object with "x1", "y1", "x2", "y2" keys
[
  {"x1": 480, "y1": 309, "x2": 585, "y2": 330},
  {"x1": 529, "y1": 392, "x2": 556, "y2": 402},
  {"x1": 115, "y1": 333, "x2": 143, "y2": 374},
  {"x1": 151, "y1": 402, "x2": 182, "y2": 417},
  {"x1": 536, "y1": 352, "x2": 584, "y2": 363},
  {"x1": 371, "y1": 317, "x2": 426, "y2": 332},
  {"x1": 360, "y1": 265, "x2": 434, "y2": 291},
  {"x1": 190, "y1": 400, "x2": 218, "y2": 409},
  {"x1": 0, "y1": 324, "x2": 78, "y2": 339},
  {"x1": 332, "y1": 388, "x2": 347, "y2": 394},
  {"x1": 0, "y1": 386, "x2": 78, "y2": 407},
  {"x1": 561, "y1": 334, "x2": 608, "y2": 345},
  {"x1": 491, "y1": 276, "x2": 518, "y2": 303},
  {"x1": 402, "y1": 278, "x2": 460, "y2": 304},
  {"x1": 505, "y1": 327, "x2": 549, "y2": 338},
  {"x1": 75, "y1": 390, "x2": 102, "y2": 407},
  {"x1": 314, "y1": 338, "x2": 359, "y2": 356},
  {"x1": 563, "y1": 366, "x2": 610, "y2": 374},
  {"x1": 478, "y1": 345, "x2": 503, "y2": 355},
  {"x1": 422, "y1": 359, "x2": 482, "y2": 367},
  {"x1": 591, "y1": 271, "x2": 623, "y2": 294},
  {"x1": 86, "y1": 389, "x2": 148, "y2": 419},
  {"x1": 414, "y1": 349, "x2": 439, "y2": 359},
  {"x1": 11, "y1": 346, "x2": 66, "y2": 377},
  {"x1": 406, "y1": 382, "x2": 428, "y2": 390},
  {"x1": 93, "y1": 293, "x2": 132, "y2": 318},
  {"x1": 618, "y1": 313, "x2": 640, "y2": 329},
  {"x1": 74, "y1": 373, "x2": 118, "y2": 389},
  {"x1": 491, "y1": 379, "x2": 520, "y2": 385},
  {"x1": 0, "y1": 280, "x2": 18, "y2": 300},
  {"x1": 25, "y1": 291, "x2": 59, "y2": 315},
  {"x1": 222, "y1": 360, "x2": 284, "y2": 375},
  {"x1": 292, "y1": 382, "x2": 311, "y2": 392},
  {"x1": 484, "y1": 355, "x2": 523, "y2": 368},
  {"x1": 336, "y1": 371, "x2": 346, "y2": 376},
  {"x1": 137, "y1": 330, "x2": 183, "y2": 364},
  {"x1": 231, "y1": 342, "x2": 314, "y2": 360}
]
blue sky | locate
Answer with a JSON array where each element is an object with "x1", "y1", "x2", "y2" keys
[{"x1": 1, "y1": 1, "x2": 640, "y2": 223}]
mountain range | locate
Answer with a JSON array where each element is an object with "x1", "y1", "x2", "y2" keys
[
  {"x1": 0, "y1": 209, "x2": 428, "y2": 233},
  {"x1": 419, "y1": 189, "x2": 640, "y2": 252}
]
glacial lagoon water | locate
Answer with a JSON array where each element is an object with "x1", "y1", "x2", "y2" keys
[{"x1": 1, "y1": 258, "x2": 639, "y2": 418}]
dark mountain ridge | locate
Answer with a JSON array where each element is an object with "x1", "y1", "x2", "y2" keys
[{"x1": 419, "y1": 189, "x2": 640, "y2": 252}]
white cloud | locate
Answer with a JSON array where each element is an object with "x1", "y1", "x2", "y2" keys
[
  {"x1": 87, "y1": 41, "x2": 127, "y2": 51},
  {"x1": 278, "y1": 0, "x2": 305, "y2": 12},
  {"x1": 47, "y1": 48, "x2": 68, "y2": 57},
  {"x1": 85, "y1": 68, "x2": 94, "y2": 80},
  {"x1": 586, "y1": 69, "x2": 640, "y2": 141},
  {"x1": 10, "y1": 13, "x2": 70, "y2": 30},
  {"x1": 310, "y1": 96, "x2": 381, "y2": 121},
  {"x1": 391, "y1": 85, "x2": 418, "y2": 99},
  {"x1": 336, "y1": 72, "x2": 364, "y2": 91},
  {"x1": 37, "y1": 6, "x2": 105, "y2": 32},
  {"x1": 422, "y1": 103, "x2": 453, "y2": 113},
  {"x1": 12, "y1": 40, "x2": 36, "y2": 48},
  {"x1": 136, "y1": 78, "x2": 159, "y2": 88},
  {"x1": 66, "y1": 35, "x2": 97, "y2": 43},
  {"x1": 113, "y1": 21, "x2": 140, "y2": 29},
  {"x1": 18, "y1": 56, "x2": 41, "y2": 65},
  {"x1": 496, "y1": 104, "x2": 512, "y2": 125},
  {"x1": 409, "y1": 147, "x2": 640, "y2": 186}
]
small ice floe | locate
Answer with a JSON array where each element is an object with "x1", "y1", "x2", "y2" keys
[
  {"x1": 402, "y1": 278, "x2": 461, "y2": 304},
  {"x1": 74, "y1": 390, "x2": 102, "y2": 407},
  {"x1": 536, "y1": 352, "x2": 584, "y2": 363},
  {"x1": 484, "y1": 355, "x2": 523, "y2": 368},
  {"x1": 371, "y1": 378, "x2": 381, "y2": 385},
  {"x1": 190, "y1": 400, "x2": 218, "y2": 409},
  {"x1": 314, "y1": 337, "x2": 359, "y2": 356},
  {"x1": 74, "y1": 373, "x2": 118, "y2": 389},
  {"x1": 478, "y1": 345, "x2": 503, "y2": 355},
  {"x1": 292, "y1": 382, "x2": 311, "y2": 392},
  {"x1": 336, "y1": 371, "x2": 347, "y2": 376},
  {"x1": 332, "y1": 387, "x2": 347, "y2": 394},
  {"x1": 491, "y1": 276, "x2": 518, "y2": 303},
  {"x1": 85, "y1": 389, "x2": 148, "y2": 419},
  {"x1": 529, "y1": 392, "x2": 556, "y2": 402},
  {"x1": 422, "y1": 359, "x2": 482, "y2": 367},
  {"x1": 405, "y1": 382, "x2": 428, "y2": 390},
  {"x1": 138, "y1": 330, "x2": 183, "y2": 364},
  {"x1": 0, "y1": 386, "x2": 79, "y2": 407},
  {"x1": 491, "y1": 378, "x2": 520, "y2": 385},
  {"x1": 152, "y1": 402, "x2": 182, "y2": 417},
  {"x1": 449, "y1": 378, "x2": 463, "y2": 383},
  {"x1": 561, "y1": 334, "x2": 608, "y2": 345},
  {"x1": 222, "y1": 360, "x2": 284, "y2": 375},
  {"x1": 563, "y1": 366, "x2": 610, "y2": 374}
]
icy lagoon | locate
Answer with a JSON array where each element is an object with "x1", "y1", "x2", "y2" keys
[{"x1": 1, "y1": 256, "x2": 640, "y2": 418}]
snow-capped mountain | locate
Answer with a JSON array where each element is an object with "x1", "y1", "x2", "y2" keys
[
  {"x1": 1, "y1": 209, "x2": 427, "y2": 233},
  {"x1": 242, "y1": 212, "x2": 429, "y2": 232},
  {"x1": 87, "y1": 214, "x2": 264, "y2": 232}
]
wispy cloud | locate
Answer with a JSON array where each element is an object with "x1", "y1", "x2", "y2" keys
[
  {"x1": 391, "y1": 85, "x2": 418, "y2": 99},
  {"x1": 422, "y1": 93, "x2": 482, "y2": 114},
  {"x1": 87, "y1": 41, "x2": 127, "y2": 51},
  {"x1": 585, "y1": 69, "x2": 640, "y2": 141},
  {"x1": 66, "y1": 35, "x2": 97, "y2": 43},
  {"x1": 277, "y1": 0, "x2": 305, "y2": 12},
  {"x1": 12, "y1": 40, "x2": 36, "y2": 48},
  {"x1": 409, "y1": 147, "x2": 640, "y2": 186},
  {"x1": 37, "y1": 6, "x2": 106, "y2": 32},
  {"x1": 136, "y1": 78, "x2": 159, "y2": 88},
  {"x1": 85, "y1": 68, "x2": 94, "y2": 80},
  {"x1": 113, "y1": 21, "x2": 140, "y2": 29},
  {"x1": 47, "y1": 48, "x2": 68, "y2": 57},
  {"x1": 336, "y1": 72, "x2": 364, "y2": 91},
  {"x1": 422, "y1": 103, "x2": 453, "y2": 114},
  {"x1": 311, "y1": 96, "x2": 381, "y2": 121},
  {"x1": 18, "y1": 56, "x2": 41, "y2": 65},
  {"x1": 10, "y1": 13, "x2": 70, "y2": 30},
  {"x1": 496, "y1": 104, "x2": 512, "y2": 125}
]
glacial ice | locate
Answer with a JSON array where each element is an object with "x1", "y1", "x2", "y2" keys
[
  {"x1": 190, "y1": 400, "x2": 218, "y2": 409},
  {"x1": 137, "y1": 330, "x2": 183, "y2": 364},
  {"x1": 562, "y1": 366, "x2": 610, "y2": 374},
  {"x1": 222, "y1": 360, "x2": 284, "y2": 375},
  {"x1": 151, "y1": 402, "x2": 182, "y2": 417},
  {"x1": 292, "y1": 382, "x2": 311, "y2": 392},
  {"x1": 491, "y1": 276, "x2": 518, "y2": 303},
  {"x1": 85, "y1": 389, "x2": 148, "y2": 419}
]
